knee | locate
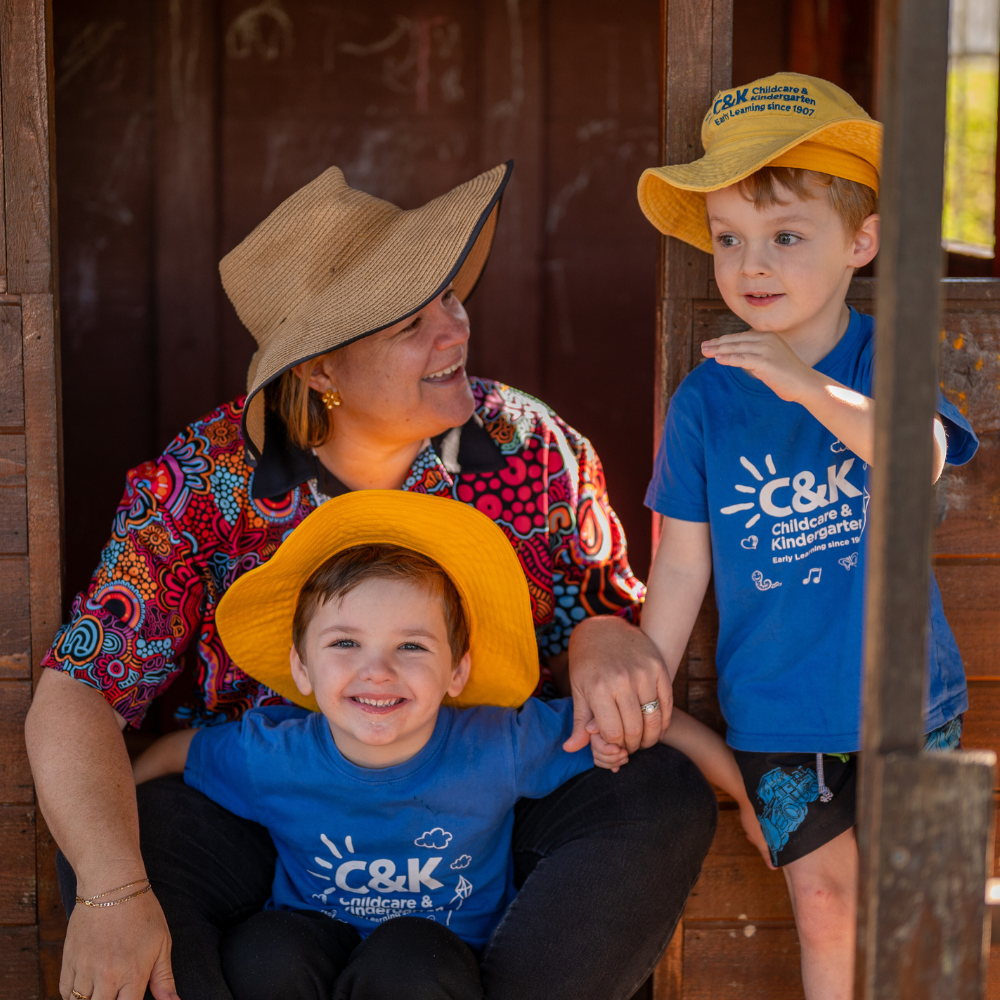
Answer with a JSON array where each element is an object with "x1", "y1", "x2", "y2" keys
[
  {"x1": 337, "y1": 917, "x2": 481, "y2": 1000},
  {"x1": 790, "y1": 877, "x2": 856, "y2": 949}
]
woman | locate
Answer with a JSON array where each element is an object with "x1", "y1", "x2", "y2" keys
[{"x1": 26, "y1": 162, "x2": 716, "y2": 1000}]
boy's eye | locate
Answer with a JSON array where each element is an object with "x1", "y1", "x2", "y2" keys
[
  {"x1": 330, "y1": 639, "x2": 359, "y2": 648},
  {"x1": 399, "y1": 642, "x2": 428, "y2": 652},
  {"x1": 775, "y1": 232, "x2": 800, "y2": 246},
  {"x1": 717, "y1": 234, "x2": 739, "y2": 248}
]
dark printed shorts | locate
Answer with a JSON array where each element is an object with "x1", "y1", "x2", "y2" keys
[{"x1": 734, "y1": 716, "x2": 963, "y2": 868}]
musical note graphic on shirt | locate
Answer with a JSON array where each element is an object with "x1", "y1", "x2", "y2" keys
[{"x1": 802, "y1": 568, "x2": 822, "y2": 585}]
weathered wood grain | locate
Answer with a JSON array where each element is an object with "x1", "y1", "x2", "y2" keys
[
  {"x1": 964, "y1": 680, "x2": 1000, "y2": 766},
  {"x1": 0, "y1": 680, "x2": 33, "y2": 804},
  {"x1": 0, "y1": 926, "x2": 39, "y2": 1000},
  {"x1": 681, "y1": 923, "x2": 804, "y2": 999},
  {"x1": 0, "y1": 805, "x2": 37, "y2": 923},
  {"x1": 934, "y1": 565, "x2": 1000, "y2": 678},
  {"x1": 1, "y1": 0, "x2": 56, "y2": 295},
  {"x1": 0, "y1": 557, "x2": 30, "y2": 678},
  {"x1": 0, "y1": 303, "x2": 23, "y2": 428},
  {"x1": 653, "y1": 920, "x2": 683, "y2": 1000}
]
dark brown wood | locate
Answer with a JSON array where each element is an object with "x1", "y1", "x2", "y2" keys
[
  {"x1": 0, "y1": 304, "x2": 23, "y2": 427},
  {"x1": 0, "y1": 558, "x2": 30, "y2": 678},
  {"x1": 1, "y1": 0, "x2": 57, "y2": 296},
  {"x1": 0, "y1": 680, "x2": 33, "y2": 803},
  {"x1": 680, "y1": 923, "x2": 804, "y2": 1000},
  {"x1": 0, "y1": 806, "x2": 37, "y2": 923},
  {"x1": 0, "y1": 927, "x2": 40, "y2": 1000},
  {"x1": 154, "y1": 0, "x2": 220, "y2": 447}
]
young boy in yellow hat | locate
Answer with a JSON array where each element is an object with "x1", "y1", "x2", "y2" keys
[
  {"x1": 632, "y1": 72, "x2": 977, "y2": 1000},
  {"x1": 133, "y1": 489, "x2": 763, "y2": 1000}
]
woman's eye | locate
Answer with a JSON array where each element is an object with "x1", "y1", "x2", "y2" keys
[
  {"x1": 718, "y1": 234, "x2": 739, "y2": 248},
  {"x1": 775, "y1": 232, "x2": 800, "y2": 246}
]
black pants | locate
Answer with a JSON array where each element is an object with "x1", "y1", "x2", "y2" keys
[
  {"x1": 58, "y1": 744, "x2": 716, "y2": 1000},
  {"x1": 220, "y1": 910, "x2": 482, "y2": 1000}
]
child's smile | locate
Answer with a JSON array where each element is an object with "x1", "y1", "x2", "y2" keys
[{"x1": 290, "y1": 577, "x2": 471, "y2": 768}]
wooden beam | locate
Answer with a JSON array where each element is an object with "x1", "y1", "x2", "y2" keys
[
  {"x1": 856, "y1": 1, "x2": 996, "y2": 996},
  {"x1": 652, "y1": 2, "x2": 732, "y2": 992}
]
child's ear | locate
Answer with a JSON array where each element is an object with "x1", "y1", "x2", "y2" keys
[
  {"x1": 446, "y1": 650, "x2": 472, "y2": 698},
  {"x1": 851, "y1": 212, "x2": 880, "y2": 267},
  {"x1": 290, "y1": 645, "x2": 315, "y2": 698}
]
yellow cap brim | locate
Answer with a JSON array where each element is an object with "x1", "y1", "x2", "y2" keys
[
  {"x1": 638, "y1": 118, "x2": 882, "y2": 254},
  {"x1": 215, "y1": 491, "x2": 539, "y2": 711}
]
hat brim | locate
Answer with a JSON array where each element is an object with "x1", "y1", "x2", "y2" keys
[
  {"x1": 638, "y1": 119, "x2": 882, "y2": 253},
  {"x1": 242, "y1": 162, "x2": 512, "y2": 460},
  {"x1": 215, "y1": 490, "x2": 540, "y2": 711}
]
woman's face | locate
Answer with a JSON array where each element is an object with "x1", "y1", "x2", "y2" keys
[{"x1": 308, "y1": 287, "x2": 476, "y2": 445}]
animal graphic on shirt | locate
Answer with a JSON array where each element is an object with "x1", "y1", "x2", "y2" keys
[
  {"x1": 751, "y1": 571, "x2": 781, "y2": 591},
  {"x1": 756, "y1": 766, "x2": 819, "y2": 864},
  {"x1": 839, "y1": 553, "x2": 858, "y2": 571}
]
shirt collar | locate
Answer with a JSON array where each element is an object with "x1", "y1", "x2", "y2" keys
[{"x1": 249, "y1": 407, "x2": 507, "y2": 501}]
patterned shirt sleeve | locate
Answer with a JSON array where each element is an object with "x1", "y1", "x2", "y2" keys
[
  {"x1": 41, "y1": 441, "x2": 212, "y2": 727},
  {"x1": 537, "y1": 411, "x2": 646, "y2": 658}
]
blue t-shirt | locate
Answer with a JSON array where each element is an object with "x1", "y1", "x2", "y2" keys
[
  {"x1": 185, "y1": 698, "x2": 592, "y2": 949},
  {"x1": 645, "y1": 308, "x2": 978, "y2": 753}
]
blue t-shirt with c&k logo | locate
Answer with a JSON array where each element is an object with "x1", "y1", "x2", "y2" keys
[
  {"x1": 645, "y1": 307, "x2": 977, "y2": 753},
  {"x1": 185, "y1": 698, "x2": 592, "y2": 949}
]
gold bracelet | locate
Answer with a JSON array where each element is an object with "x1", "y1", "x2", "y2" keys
[{"x1": 75, "y1": 878, "x2": 152, "y2": 908}]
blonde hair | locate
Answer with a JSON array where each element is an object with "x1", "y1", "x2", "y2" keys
[
  {"x1": 265, "y1": 356, "x2": 336, "y2": 450},
  {"x1": 735, "y1": 167, "x2": 878, "y2": 235}
]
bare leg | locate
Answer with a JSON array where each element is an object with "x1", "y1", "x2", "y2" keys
[{"x1": 782, "y1": 827, "x2": 857, "y2": 1000}]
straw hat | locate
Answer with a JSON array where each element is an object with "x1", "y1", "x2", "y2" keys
[
  {"x1": 215, "y1": 490, "x2": 539, "y2": 711},
  {"x1": 221, "y1": 162, "x2": 513, "y2": 460},
  {"x1": 637, "y1": 73, "x2": 882, "y2": 253}
]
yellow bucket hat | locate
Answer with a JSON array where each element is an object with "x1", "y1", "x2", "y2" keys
[
  {"x1": 637, "y1": 72, "x2": 882, "y2": 254},
  {"x1": 215, "y1": 490, "x2": 539, "y2": 711}
]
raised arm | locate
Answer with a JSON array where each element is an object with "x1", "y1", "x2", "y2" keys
[{"x1": 25, "y1": 669, "x2": 179, "y2": 1000}]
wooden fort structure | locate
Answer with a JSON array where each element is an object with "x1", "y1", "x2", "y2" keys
[{"x1": 2, "y1": 0, "x2": 1000, "y2": 996}]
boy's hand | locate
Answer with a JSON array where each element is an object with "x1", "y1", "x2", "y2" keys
[
  {"x1": 739, "y1": 801, "x2": 776, "y2": 869},
  {"x1": 701, "y1": 330, "x2": 818, "y2": 403},
  {"x1": 588, "y1": 724, "x2": 629, "y2": 773}
]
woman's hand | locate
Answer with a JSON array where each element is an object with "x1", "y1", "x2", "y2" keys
[
  {"x1": 60, "y1": 889, "x2": 178, "y2": 1000},
  {"x1": 739, "y1": 802, "x2": 775, "y2": 870},
  {"x1": 562, "y1": 616, "x2": 673, "y2": 755}
]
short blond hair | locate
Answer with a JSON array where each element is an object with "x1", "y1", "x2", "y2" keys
[
  {"x1": 265, "y1": 357, "x2": 335, "y2": 451},
  {"x1": 735, "y1": 166, "x2": 878, "y2": 235}
]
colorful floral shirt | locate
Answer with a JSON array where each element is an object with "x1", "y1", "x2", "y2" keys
[{"x1": 43, "y1": 378, "x2": 644, "y2": 728}]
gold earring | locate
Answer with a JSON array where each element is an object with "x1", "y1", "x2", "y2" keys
[{"x1": 322, "y1": 388, "x2": 342, "y2": 409}]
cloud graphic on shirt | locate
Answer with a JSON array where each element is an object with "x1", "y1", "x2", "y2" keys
[
  {"x1": 450, "y1": 855, "x2": 472, "y2": 870},
  {"x1": 414, "y1": 828, "x2": 453, "y2": 850}
]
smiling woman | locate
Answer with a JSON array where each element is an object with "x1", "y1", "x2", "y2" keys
[{"x1": 25, "y1": 163, "x2": 717, "y2": 1000}]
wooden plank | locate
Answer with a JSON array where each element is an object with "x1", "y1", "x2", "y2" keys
[
  {"x1": 0, "y1": 303, "x2": 23, "y2": 427},
  {"x1": 1, "y1": 0, "x2": 56, "y2": 295},
  {"x1": 0, "y1": 926, "x2": 39, "y2": 1000},
  {"x1": 0, "y1": 479, "x2": 26, "y2": 553},
  {"x1": 22, "y1": 294, "x2": 63, "y2": 682},
  {"x1": 685, "y1": 808, "x2": 792, "y2": 921},
  {"x1": 470, "y1": 0, "x2": 544, "y2": 397},
  {"x1": 681, "y1": 923, "x2": 803, "y2": 1000},
  {"x1": 934, "y1": 565, "x2": 1000, "y2": 678},
  {"x1": 964, "y1": 680, "x2": 1000, "y2": 765},
  {"x1": 35, "y1": 811, "x2": 63, "y2": 1000},
  {"x1": 653, "y1": 920, "x2": 683, "y2": 1000},
  {"x1": 0, "y1": 805, "x2": 36, "y2": 923},
  {"x1": 154, "y1": 0, "x2": 220, "y2": 447},
  {"x1": 0, "y1": 680, "x2": 33, "y2": 804},
  {"x1": 0, "y1": 557, "x2": 30, "y2": 678}
]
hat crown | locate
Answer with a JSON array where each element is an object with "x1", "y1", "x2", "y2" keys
[{"x1": 702, "y1": 72, "x2": 874, "y2": 151}]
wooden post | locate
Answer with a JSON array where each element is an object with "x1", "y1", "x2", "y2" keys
[
  {"x1": 652, "y1": 1, "x2": 731, "y2": 995},
  {"x1": 0, "y1": 0, "x2": 63, "y2": 995},
  {"x1": 855, "y1": 1, "x2": 996, "y2": 997}
]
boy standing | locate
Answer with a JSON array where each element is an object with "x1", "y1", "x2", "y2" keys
[{"x1": 634, "y1": 73, "x2": 977, "y2": 999}]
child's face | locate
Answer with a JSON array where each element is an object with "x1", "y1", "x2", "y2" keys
[
  {"x1": 290, "y1": 577, "x2": 471, "y2": 768},
  {"x1": 705, "y1": 180, "x2": 879, "y2": 337}
]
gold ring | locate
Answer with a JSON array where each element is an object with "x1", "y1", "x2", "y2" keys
[{"x1": 71, "y1": 991, "x2": 92, "y2": 1000}]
